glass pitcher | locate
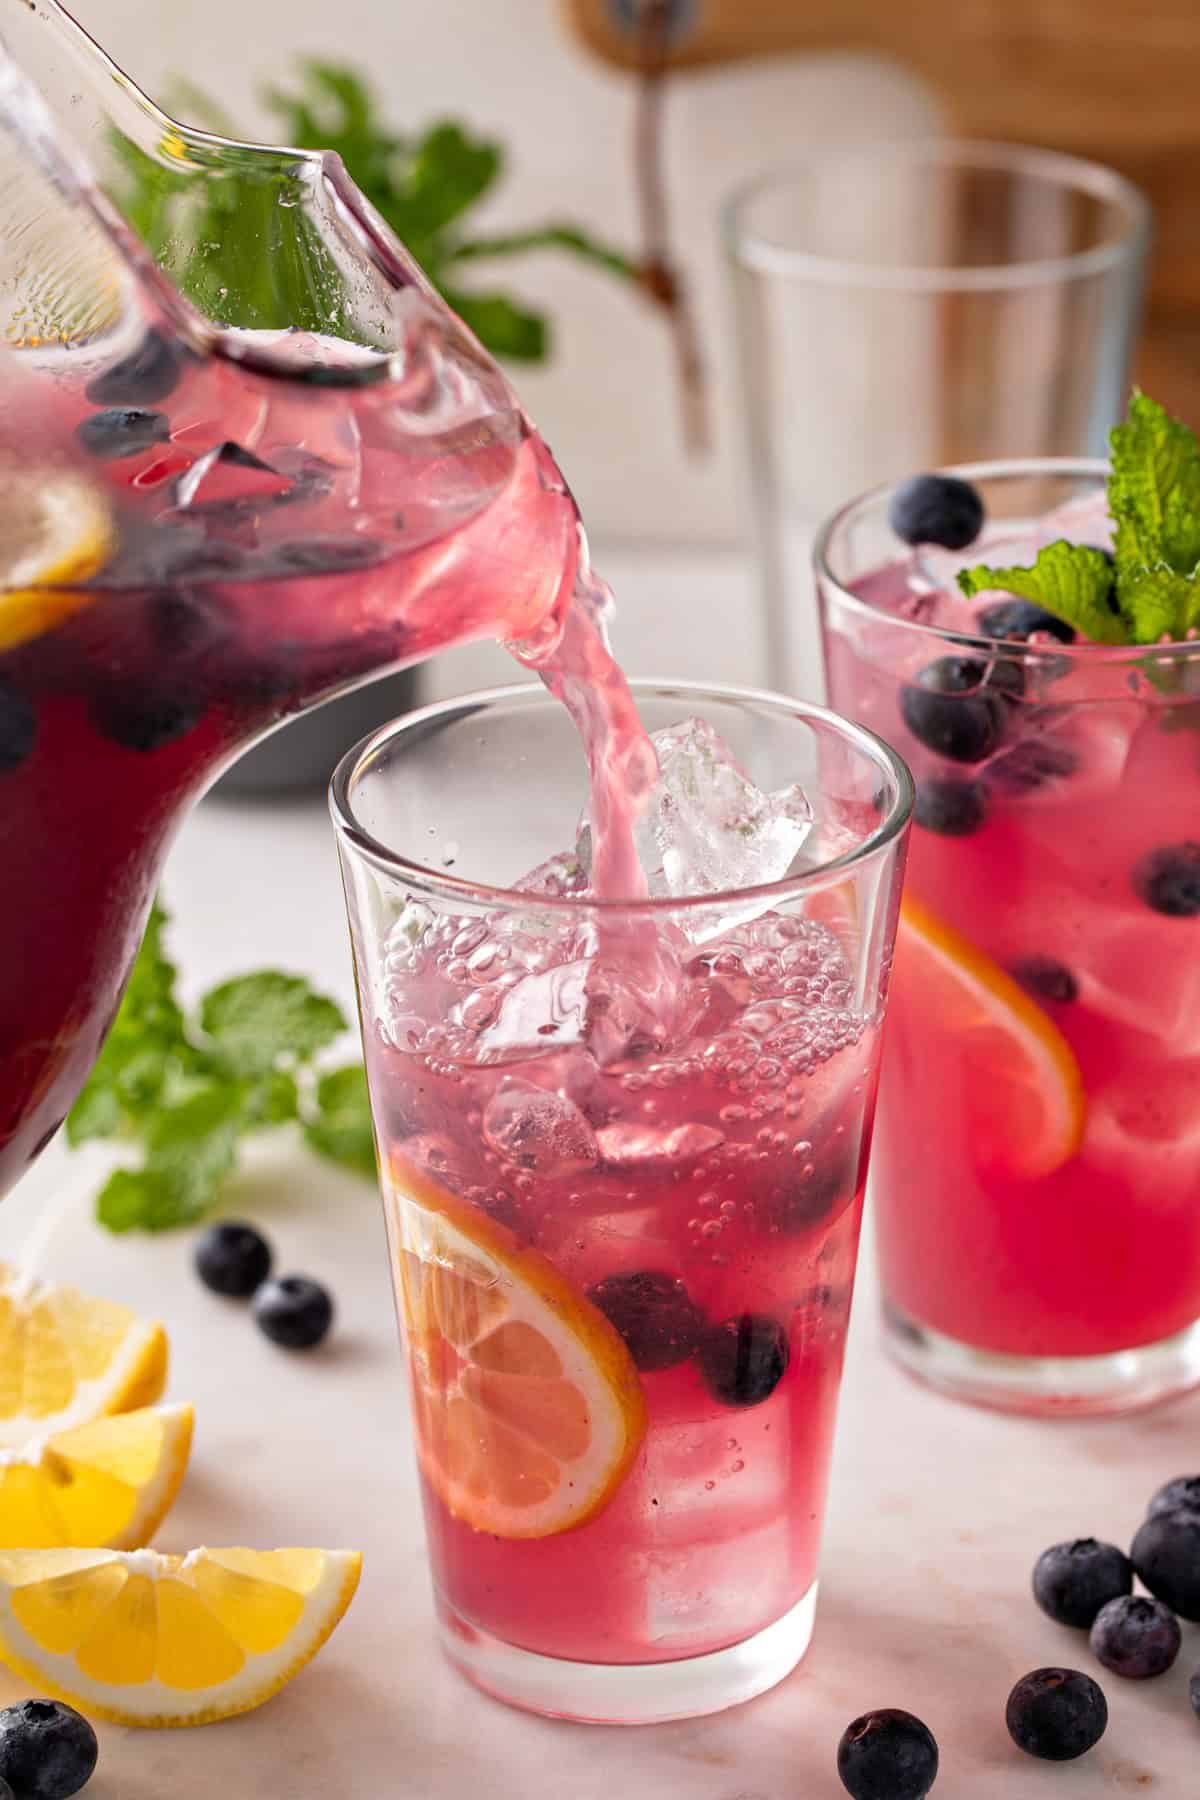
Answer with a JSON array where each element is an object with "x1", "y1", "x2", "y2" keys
[{"x1": 0, "y1": 0, "x2": 585, "y2": 1200}]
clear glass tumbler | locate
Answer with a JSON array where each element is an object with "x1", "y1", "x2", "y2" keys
[
  {"x1": 330, "y1": 680, "x2": 911, "y2": 1723},
  {"x1": 725, "y1": 141, "x2": 1151, "y2": 702},
  {"x1": 817, "y1": 461, "x2": 1200, "y2": 1416}
]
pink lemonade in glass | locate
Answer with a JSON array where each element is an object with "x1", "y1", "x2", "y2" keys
[
  {"x1": 818, "y1": 462, "x2": 1200, "y2": 1414},
  {"x1": 333, "y1": 686, "x2": 911, "y2": 1721}
]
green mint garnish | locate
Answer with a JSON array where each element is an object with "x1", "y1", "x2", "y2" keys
[
  {"x1": 69, "y1": 900, "x2": 377, "y2": 1232},
  {"x1": 957, "y1": 391, "x2": 1200, "y2": 646}
]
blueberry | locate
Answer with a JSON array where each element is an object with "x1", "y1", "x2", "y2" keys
[
  {"x1": 0, "y1": 1699, "x2": 98, "y2": 1798},
  {"x1": 252, "y1": 1275, "x2": 333, "y2": 1350},
  {"x1": 1131, "y1": 1509, "x2": 1200, "y2": 1619},
  {"x1": 1090, "y1": 1594, "x2": 1181, "y2": 1680},
  {"x1": 889, "y1": 473, "x2": 984, "y2": 550},
  {"x1": 986, "y1": 736, "x2": 1078, "y2": 794},
  {"x1": 1032, "y1": 1538, "x2": 1132, "y2": 1628},
  {"x1": 86, "y1": 328, "x2": 184, "y2": 405},
  {"x1": 0, "y1": 679, "x2": 36, "y2": 773},
  {"x1": 269, "y1": 537, "x2": 388, "y2": 574},
  {"x1": 1132, "y1": 843, "x2": 1200, "y2": 918},
  {"x1": 699, "y1": 1313, "x2": 789, "y2": 1407},
  {"x1": 899, "y1": 658, "x2": 1008, "y2": 763},
  {"x1": 194, "y1": 1221, "x2": 272, "y2": 1298},
  {"x1": 1148, "y1": 1475, "x2": 1200, "y2": 1519},
  {"x1": 89, "y1": 690, "x2": 200, "y2": 752},
  {"x1": 1191, "y1": 1667, "x2": 1200, "y2": 1720},
  {"x1": 913, "y1": 778, "x2": 987, "y2": 837},
  {"x1": 837, "y1": 1709, "x2": 939, "y2": 1800},
  {"x1": 587, "y1": 1270, "x2": 704, "y2": 1371},
  {"x1": 76, "y1": 407, "x2": 170, "y2": 461},
  {"x1": 1012, "y1": 957, "x2": 1079, "y2": 1005},
  {"x1": 978, "y1": 598, "x2": 1077, "y2": 644},
  {"x1": 1005, "y1": 1668, "x2": 1107, "y2": 1762}
]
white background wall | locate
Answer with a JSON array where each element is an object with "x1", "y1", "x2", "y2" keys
[{"x1": 72, "y1": 0, "x2": 939, "y2": 546}]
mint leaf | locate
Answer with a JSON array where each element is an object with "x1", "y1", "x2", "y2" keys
[
  {"x1": 1119, "y1": 564, "x2": 1200, "y2": 646},
  {"x1": 302, "y1": 1065, "x2": 377, "y2": 1177},
  {"x1": 242, "y1": 1070, "x2": 300, "y2": 1127},
  {"x1": 142, "y1": 1083, "x2": 246, "y2": 1216},
  {"x1": 441, "y1": 286, "x2": 547, "y2": 361},
  {"x1": 97, "y1": 1168, "x2": 183, "y2": 1233},
  {"x1": 1109, "y1": 392, "x2": 1200, "y2": 578},
  {"x1": 200, "y1": 973, "x2": 345, "y2": 1077},
  {"x1": 958, "y1": 542, "x2": 1129, "y2": 646}
]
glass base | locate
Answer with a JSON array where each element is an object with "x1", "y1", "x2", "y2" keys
[
  {"x1": 436, "y1": 1583, "x2": 817, "y2": 1725},
  {"x1": 884, "y1": 1300, "x2": 1200, "y2": 1417}
]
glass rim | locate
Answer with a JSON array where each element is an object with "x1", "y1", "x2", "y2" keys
[
  {"x1": 723, "y1": 140, "x2": 1151, "y2": 293},
  {"x1": 813, "y1": 456, "x2": 1200, "y2": 667},
  {"x1": 328, "y1": 678, "x2": 914, "y2": 915}
]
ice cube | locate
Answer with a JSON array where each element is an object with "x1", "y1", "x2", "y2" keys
[
  {"x1": 579, "y1": 719, "x2": 813, "y2": 946},
  {"x1": 482, "y1": 1079, "x2": 599, "y2": 1176}
]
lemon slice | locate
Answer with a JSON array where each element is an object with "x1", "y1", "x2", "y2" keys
[
  {"x1": 0, "y1": 1545, "x2": 362, "y2": 1726},
  {"x1": 0, "y1": 472, "x2": 113, "y2": 652},
  {"x1": 0, "y1": 1405, "x2": 193, "y2": 1552},
  {"x1": 389, "y1": 1155, "x2": 646, "y2": 1540},
  {"x1": 0, "y1": 1263, "x2": 169, "y2": 1447},
  {"x1": 895, "y1": 896, "x2": 1086, "y2": 1177}
]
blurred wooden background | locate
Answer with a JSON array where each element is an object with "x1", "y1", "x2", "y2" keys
[{"x1": 564, "y1": 0, "x2": 1200, "y2": 420}]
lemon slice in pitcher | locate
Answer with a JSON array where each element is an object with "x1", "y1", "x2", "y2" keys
[{"x1": 0, "y1": 472, "x2": 113, "y2": 652}]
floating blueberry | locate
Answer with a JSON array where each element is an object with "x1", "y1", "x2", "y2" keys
[
  {"x1": 913, "y1": 778, "x2": 987, "y2": 837},
  {"x1": 194, "y1": 1220, "x2": 272, "y2": 1298},
  {"x1": 1131, "y1": 1510, "x2": 1200, "y2": 1619},
  {"x1": 0, "y1": 1699, "x2": 98, "y2": 1799},
  {"x1": 1005, "y1": 1668, "x2": 1107, "y2": 1762},
  {"x1": 587, "y1": 1270, "x2": 704, "y2": 1371},
  {"x1": 1132, "y1": 843, "x2": 1200, "y2": 918},
  {"x1": 0, "y1": 679, "x2": 36, "y2": 773},
  {"x1": 699, "y1": 1313, "x2": 789, "y2": 1407},
  {"x1": 252, "y1": 1275, "x2": 333, "y2": 1350},
  {"x1": 1033, "y1": 1538, "x2": 1131, "y2": 1628},
  {"x1": 270, "y1": 536, "x2": 388, "y2": 574},
  {"x1": 889, "y1": 473, "x2": 984, "y2": 550},
  {"x1": 899, "y1": 658, "x2": 1009, "y2": 763},
  {"x1": 978, "y1": 598, "x2": 1077, "y2": 644},
  {"x1": 1090, "y1": 1594, "x2": 1181, "y2": 1680},
  {"x1": 85, "y1": 327, "x2": 183, "y2": 406},
  {"x1": 1148, "y1": 1475, "x2": 1200, "y2": 1520},
  {"x1": 76, "y1": 407, "x2": 170, "y2": 461},
  {"x1": 986, "y1": 736, "x2": 1078, "y2": 794},
  {"x1": 837, "y1": 1709, "x2": 939, "y2": 1800},
  {"x1": 1012, "y1": 957, "x2": 1079, "y2": 1006},
  {"x1": 90, "y1": 689, "x2": 200, "y2": 752}
]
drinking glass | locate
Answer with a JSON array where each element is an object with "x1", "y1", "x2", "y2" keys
[
  {"x1": 817, "y1": 461, "x2": 1200, "y2": 1416},
  {"x1": 725, "y1": 141, "x2": 1151, "y2": 702},
  {"x1": 330, "y1": 680, "x2": 912, "y2": 1723}
]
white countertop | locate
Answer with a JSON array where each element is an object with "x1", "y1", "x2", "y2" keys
[{"x1": 3, "y1": 548, "x2": 1198, "y2": 1797}]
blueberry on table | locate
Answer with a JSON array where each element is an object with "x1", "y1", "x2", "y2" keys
[
  {"x1": 837, "y1": 1708, "x2": 939, "y2": 1800},
  {"x1": 1089, "y1": 1594, "x2": 1181, "y2": 1679},
  {"x1": 85, "y1": 328, "x2": 183, "y2": 406},
  {"x1": 1011, "y1": 958, "x2": 1079, "y2": 1005},
  {"x1": 1190, "y1": 1667, "x2": 1200, "y2": 1720},
  {"x1": 978, "y1": 598, "x2": 1077, "y2": 644},
  {"x1": 899, "y1": 658, "x2": 1008, "y2": 763},
  {"x1": 0, "y1": 679, "x2": 36, "y2": 773},
  {"x1": 0, "y1": 1699, "x2": 98, "y2": 1799},
  {"x1": 76, "y1": 407, "x2": 170, "y2": 461},
  {"x1": 1132, "y1": 844, "x2": 1200, "y2": 918},
  {"x1": 253, "y1": 1275, "x2": 334, "y2": 1350},
  {"x1": 89, "y1": 690, "x2": 200, "y2": 753},
  {"x1": 889, "y1": 473, "x2": 985, "y2": 550},
  {"x1": 1131, "y1": 1509, "x2": 1200, "y2": 1619},
  {"x1": 194, "y1": 1221, "x2": 272, "y2": 1298},
  {"x1": 1032, "y1": 1538, "x2": 1132, "y2": 1628},
  {"x1": 1005, "y1": 1668, "x2": 1107, "y2": 1762},
  {"x1": 1148, "y1": 1474, "x2": 1200, "y2": 1519},
  {"x1": 913, "y1": 778, "x2": 988, "y2": 838},
  {"x1": 699, "y1": 1313, "x2": 789, "y2": 1407},
  {"x1": 586, "y1": 1270, "x2": 704, "y2": 1372}
]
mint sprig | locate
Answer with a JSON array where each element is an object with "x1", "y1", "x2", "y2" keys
[
  {"x1": 957, "y1": 392, "x2": 1200, "y2": 646},
  {"x1": 69, "y1": 902, "x2": 377, "y2": 1231}
]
